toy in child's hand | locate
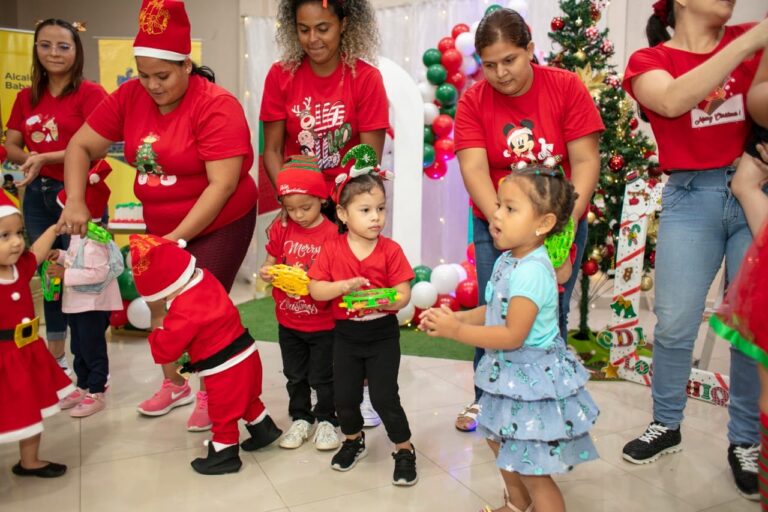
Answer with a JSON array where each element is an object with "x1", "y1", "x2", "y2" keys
[
  {"x1": 544, "y1": 217, "x2": 575, "y2": 268},
  {"x1": 86, "y1": 221, "x2": 112, "y2": 244},
  {"x1": 339, "y1": 288, "x2": 400, "y2": 311},
  {"x1": 267, "y1": 264, "x2": 310, "y2": 296},
  {"x1": 39, "y1": 260, "x2": 62, "y2": 302}
]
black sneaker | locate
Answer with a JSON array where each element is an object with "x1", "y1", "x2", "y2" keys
[
  {"x1": 622, "y1": 422, "x2": 682, "y2": 464},
  {"x1": 728, "y1": 444, "x2": 759, "y2": 500},
  {"x1": 392, "y1": 446, "x2": 418, "y2": 486},
  {"x1": 331, "y1": 432, "x2": 367, "y2": 471}
]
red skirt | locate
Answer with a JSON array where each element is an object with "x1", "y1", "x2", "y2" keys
[
  {"x1": 0, "y1": 338, "x2": 75, "y2": 444},
  {"x1": 711, "y1": 224, "x2": 768, "y2": 367}
]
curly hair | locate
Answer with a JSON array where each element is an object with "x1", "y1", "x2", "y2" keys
[{"x1": 275, "y1": 0, "x2": 380, "y2": 75}]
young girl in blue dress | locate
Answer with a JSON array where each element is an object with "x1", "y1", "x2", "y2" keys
[{"x1": 420, "y1": 165, "x2": 599, "y2": 512}]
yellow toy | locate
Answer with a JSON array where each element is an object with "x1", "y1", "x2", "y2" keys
[{"x1": 267, "y1": 264, "x2": 310, "y2": 296}]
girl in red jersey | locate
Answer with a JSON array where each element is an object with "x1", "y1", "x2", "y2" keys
[
  {"x1": 3, "y1": 19, "x2": 108, "y2": 374},
  {"x1": 453, "y1": 8, "x2": 603, "y2": 433},
  {"x1": 620, "y1": 0, "x2": 768, "y2": 501},
  {"x1": 58, "y1": 0, "x2": 258, "y2": 433},
  {"x1": 260, "y1": 156, "x2": 340, "y2": 450},
  {"x1": 308, "y1": 144, "x2": 417, "y2": 486},
  {"x1": 0, "y1": 190, "x2": 74, "y2": 478}
]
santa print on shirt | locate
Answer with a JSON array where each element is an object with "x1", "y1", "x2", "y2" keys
[{"x1": 266, "y1": 218, "x2": 336, "y2": 331}]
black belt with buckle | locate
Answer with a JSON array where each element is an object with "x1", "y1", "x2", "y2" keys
[{"x1": 180, "y1": 330, "x2": 254, "y2": 374}]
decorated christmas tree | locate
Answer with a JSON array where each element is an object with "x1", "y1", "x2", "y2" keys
[{"x1": 547, "y1": 0, "x2": 661, "y2": 359}]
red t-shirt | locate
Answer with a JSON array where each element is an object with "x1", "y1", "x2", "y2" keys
[
  {"x1": 265, "y1": 217, "x2": 337, "y2": 332},
  {"x1": 454, "y1": 64, "x2": 604, "y2": 219},
  {"x1": 308, "y1": 234, "x2": 415, "y2": 320},
  {"x1": 623, "y1": 24, "x2": 761, "y2": 171},
  {"x1": 260, "y1": 58, "x2": 389, "y2": 193},
  {"x1": 87, "y1": 75, "x2": 257, "y2": 237},
  {"x1": 7, "y1": 81, "x2": 107, "y2": 182}
]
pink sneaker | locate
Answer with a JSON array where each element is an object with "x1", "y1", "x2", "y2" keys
[
  {"x1": 136, "y1": 379, "x2": 194, "y2": 416},
  {"x1": 186, "y1": 391, "x2": 213, "y2": 432},
  {"x1": 59, "y1": 388, "x2": 86, "y2": 410},
  {"x1": 70, "y1": 393, "x2": 106, "y2": 418}
]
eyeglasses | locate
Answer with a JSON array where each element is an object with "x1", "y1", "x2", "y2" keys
[{"x1": 35, "y1": 41, "x2": 74, "y2": 53}]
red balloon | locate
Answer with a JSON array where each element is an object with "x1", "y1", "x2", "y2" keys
[
  {"x1": 434, "y1": 138, "x2": 456, "y2": 161},
  {"x1": 466, "y1": 242, "x2": 476, "y2": 265},
  {"x1": 110, "y1": 300, "x2": 130, "y2": 328},
  {"x1": 455, "y1": 279, "x2": 479, "y2": 308},
  {"x1": 451, "y1": 23, "x2": 470, "y2": 40},
  {"x1": 431, "y1": 114, "x2": 454, "y2": 138},
  {"x1": 413, "y1": 307, "x2": 426, "y2": 328},
  {"x1": 437, "y1": 36, "x2": 455, "y2": 53},
  {"x1": 446, "y1": 71, "x2": 467, "y2": 91},
  {"x1": 440, "y1": 48, "x2": 463, "y2": 73},
  {"x1": 460, "y1": 260, "x2": 477, "y2": 280},
  {"x1": 424, "y1": 159, "x2": 447, "y2": 179},
  {"x1": 435, "y1": 294, "x2": 460, "y2": 312}
]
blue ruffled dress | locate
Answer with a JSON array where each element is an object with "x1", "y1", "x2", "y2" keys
[{"x1": 475, "y1": 247, "x2": 599, "y2": 475}]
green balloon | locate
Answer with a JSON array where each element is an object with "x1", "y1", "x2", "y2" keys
[
  {"x1": 411, "y1": 265, "x2": 432, "y2": 286},
  {"x1": 440, "y1": 105, "x2": 457, "y2": 118},
  {"x1": 117, "y1": 268, "x2": 139, "y2": 302},
  {"x1": 422, "y1": 48, "x2": 442, "y2": 67},
  {"x1": 426, "y1": 64, "x2": 447, "y2": 86},
  {"x1": 424, "y1": 126, "x2": 435, "y2": 144},
  {"x1": 435, "y1": 83, "x2": 458, "y2": 107},
  {"x1": 120, "y1": 244, "x2": 131, "y2": 266},
  {"x1": 485, "y1": 4, "x2": 503, "y2": 15},
  {"x1": 423, "y1": 143, "x2": 436, "y2": 168}
]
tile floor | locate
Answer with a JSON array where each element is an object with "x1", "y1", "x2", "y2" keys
[{"x1": 0, "y1": 278, "x2": 753, "y2": 511}]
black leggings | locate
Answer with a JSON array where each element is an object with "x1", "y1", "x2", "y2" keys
[{"x1": 333, "y1": 315, "x2": 411, "y2": 444}]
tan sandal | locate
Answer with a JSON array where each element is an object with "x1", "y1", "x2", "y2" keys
[
  {"x1": 479, "y1": 490, "x2": 533, "y2": 512},
  {"x1": 455, "y1": 402, "x2": 480, "y2": 432}
]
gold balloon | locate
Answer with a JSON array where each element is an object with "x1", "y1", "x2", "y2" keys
[
  {"x1": 587, "y1": 211, "x2": 597, "y2": 224},
  {"x1": 641, "y1": 274, "x2": 654, "y2": 291}
]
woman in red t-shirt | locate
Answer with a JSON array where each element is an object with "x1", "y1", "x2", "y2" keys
[
  {"x1": 453, "y1": 8, "x2": 603, "y2": 434},
  {"x1": 57, "y1": 0, "x2": 257, "y2": 433},
  {"x1": 260, "y1": 0, "x2": 389, "y2": 199},
  {"x1": 3, "y1": 19, "x2": 108, "y2": 373},
  {"x1": 619, "y1": 0, "x2": 768, "y2": 500}
]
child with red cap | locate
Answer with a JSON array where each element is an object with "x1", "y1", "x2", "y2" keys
[
  {"x1": 260, "y1": 155, "x2": 340, "y2": 451},
  {"x1": 0, "y1": 189, "x2": 74, "y2": 477},
  {"x1": 48, "y1": 160, "x2": 123, "y2": 418},
  {"x1": 130, "y1": 234, "x2": 281, "y2": 475}
]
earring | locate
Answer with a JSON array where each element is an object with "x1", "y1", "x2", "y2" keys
[{"x1": 535, "y1": 229, "x2": 540, "y2": 237}]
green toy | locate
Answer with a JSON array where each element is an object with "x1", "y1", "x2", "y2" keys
[
  {"x1": 544, "y1": 217, "x2": 575, "y2": 268},
  {"x1": 339, "y1": 288, "x2": 400, "y2": 311},
  {"x1": 86, "y1": 221, "x2": 112, "y2": 244},
  {"x1": 39, "y1": 260, "x2": 62, "y2": 302}
]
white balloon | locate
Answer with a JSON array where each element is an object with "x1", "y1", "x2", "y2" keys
[
  {"x1": 461, "y1": 54, "x2": 478, "y2": 76},
  {"x1": 418, "y1": 81, "x2": 436, "y2": 103},
  {"x1": 396, "y1": 301, "x2": 416, "y2": 326},
  {"x1": 470, "y1": 21, "x2": 480, "y2": 35},
  {"x1": 430, "y1": 264, "x2": 461, "y2": 294},
  {"x1": 455, "y1": 32, "x2": 476, "y2": 56},
  {"x1": 126, "y1": 298, "x2": 151, "y2": 329},
  {"x1": 451, "y1": 263, "x2": 468, "y2": 283},
  {"x1": 506, "y1": 0, "x2": 528, "y2": 16},
  {"x1": 124, "y1": 251, "x2": 132, "y2": 269},
  {"x1": 411, "y1": 281, "x2": 439, "y2": 309},
  {"x1": 424, "y1": 102, "x2": 440, "y2": 125}
]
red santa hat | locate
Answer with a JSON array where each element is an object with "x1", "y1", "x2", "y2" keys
[
  {"x1": 133, "y1": 0, "x2": 191, "y2": 61},
  {"x1": 57, "y1": 160, "x2": 113, "y2": 221},
  {"x1": 129, "y1": 234, "x2": 196, "y2": 302},
  {"x1": 0, "y1": 189, "x2": 21, "y2": 219},
  {"x1": 276, "y1": 155, "x2": 327, "y2": 199}
]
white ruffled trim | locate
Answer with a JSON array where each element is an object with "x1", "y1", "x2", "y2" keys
[{"x1": 0, "y1": 422, "x2": 44, "y2": 444}]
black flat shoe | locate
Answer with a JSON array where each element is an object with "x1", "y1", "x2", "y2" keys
[
  {"x1": 190, "y1": 444, "x2": 242, "y2": 475},
  {"x1": 241, "y1": 415, "x2": 282, "y2": 452},
  {"x1": 12, "y1": 461, "x2": 67, "y2": 478}
]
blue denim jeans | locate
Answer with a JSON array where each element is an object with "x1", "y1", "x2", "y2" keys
[
  {"x1": 23, "y1": 176, "x2": 68, "y2": 341},
  {"x1": 470, "y1": 215, "x2": 588, "y2": 402},
  {"x1": 652, "y1": 167, "x2": 759, "y2": 445}
]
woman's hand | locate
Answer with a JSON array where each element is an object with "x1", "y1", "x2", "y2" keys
[
  {"x1": 16, "y1": 152, "x2": 47, "y2": 187},
  {"x1": 755, "y1": 142, "x2": 768, "y2": 169},
  {"x1": 56, "y1": 199, "x2": 91, "y2": 237},
  {"x1": 419, "y1": 305, "x2": 461, "y2": 338},
  {"x1": 46, "y1": 262, "x2": 65, "y2": 280}
]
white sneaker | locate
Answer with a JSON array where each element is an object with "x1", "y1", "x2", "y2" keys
[
  {"x1": 313, "y1": 421, "x2": 340, "y2": 451},
  {"x1": 279, "y1": 419, "x2": 313, "y2": 449},
  {"x1": 56, "y1": 354, "x2": 73, "y2": 377},
  {"x1": 361, "y1": 386, "x2": 381, "y2": 427}
]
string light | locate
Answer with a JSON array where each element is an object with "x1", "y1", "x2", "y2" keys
[
  {"x1": 244, "y1": 53, "x2": 249, "y2": 59},
  {"x1": 404, "y1": 15, "x2": 409, "y2": 21}
]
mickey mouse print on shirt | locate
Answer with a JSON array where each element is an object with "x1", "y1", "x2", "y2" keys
[
  {"x1": 691, "y1": 74, "x2": 745, "y2": 128},
  {"x1": 502, "y1": 119, "x2": 561, "y2": 170}
]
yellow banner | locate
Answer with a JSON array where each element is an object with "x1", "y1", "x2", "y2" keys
[
  {"x1": 98, "y1": 38, "x2": 202, "y2": 94},
  {"x1": 0, "y1": 28, "x2": 33, "y2": 131}
]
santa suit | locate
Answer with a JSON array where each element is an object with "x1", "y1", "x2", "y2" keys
[
  {"x1": 148, "y1": 269, "x2": 265, "y2": 445},
  {"x1": 0, "y1": 252, "x2": 75, "y2": 444}
]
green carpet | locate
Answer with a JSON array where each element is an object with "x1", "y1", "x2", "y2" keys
[{"x1": 238, "y1": 297, "x2": 475, "y2": 361}]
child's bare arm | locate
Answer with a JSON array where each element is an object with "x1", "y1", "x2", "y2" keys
[
  {"x1": 747, "y1": 51, "x2": 768, "y2": 128},
  {"x1": 309, "y1": 277, "x2": 369, "y2": 301},
  {"x1": 29, "y1": 225, "x2": 58, "y2": 265}
]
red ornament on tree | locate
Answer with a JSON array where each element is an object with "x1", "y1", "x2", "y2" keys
[
  {"x1": 629, "y1": 118, "x2": 639, "y2": 130},
  {"x1": 604, "y1": 75, "x2": 621, "y2": 89},
  {"x1": 582, "y1": 259, "x2": 599, "y2": 276},
  {"x1": 649, "y1": 250, "x2": 656, "y2": 268},
  {"x1": 550, "y1": 17, "x2": 565, "y2": 31},
  {"x1": 609, "y1": 154, "x2": 625, "y2": 172},
  {"x1": 590, "y1": 3, "x2": 602, "y2": 22}
]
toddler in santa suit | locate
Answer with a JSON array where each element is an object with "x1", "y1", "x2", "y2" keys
[{"x1": 129, "y1": 234, "x2": 282, "y2": 475}]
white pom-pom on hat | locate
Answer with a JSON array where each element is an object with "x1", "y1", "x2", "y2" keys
[
  {"x1": 89, "y1": 173, "x2": 100, "y2": 185},
  {"x1": 177, "y1": 239, "x2": 187, "y2": 249}
]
